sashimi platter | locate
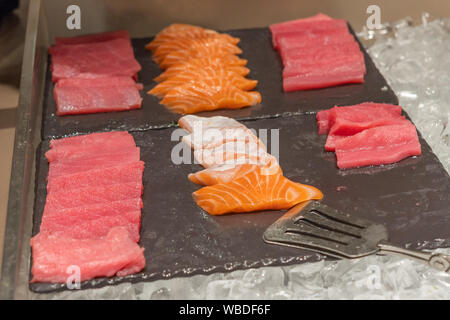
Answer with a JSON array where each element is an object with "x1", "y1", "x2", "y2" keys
[{"x1": 30, "y1": 14, "x2": 450, "y2": 293}]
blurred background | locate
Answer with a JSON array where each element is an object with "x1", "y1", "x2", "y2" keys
[{"x1": 0, "y1": 0, "x2": 449, "y2": 272}]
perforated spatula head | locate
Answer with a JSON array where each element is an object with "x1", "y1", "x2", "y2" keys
[{"x1": 263, "y1": 201, "x2": 388, "y2": 259}]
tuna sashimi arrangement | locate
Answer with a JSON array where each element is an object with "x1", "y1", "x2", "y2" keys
[
  {"x1": 178, "y1": 115, "x2": 323, "y2": 215},
  {"x1": 269, "y1": 14, "x2": 366, "y2": 92},
  {"x1": 49, "y1": 30, "x2": 143, "y2": 116},
  {"x1": 317, "y1": 102, "x2": 422, "y2": 169},
  {"x1": 30, "y1": 131, "x2": 145, "y2": 283},
  {"x1": 146, "y1": 24, "x2": 261, "y2": 114}
]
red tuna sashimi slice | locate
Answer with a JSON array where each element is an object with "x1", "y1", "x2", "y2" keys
[
  {"x1": 46, "y1": 135, "x2": 137, "y2": 162},
  {"x1": 44, "y1": 181, "x2": 143, "y2": 210},
  {"x1": 283, "y1": 50, "x2": 365, "y2": 78},
  {"x1": 50, "y1": 38, "x2": 141, "y2": 81},
  {"x1": 316, "y1": 109, "x2": 332, "y2": 135},
  {"x1": 335, "y1": 122, "x2": 421, "y2": 169},
  {"x1": 50, "y1": 40, "x2": 141, "y2": 82},
  {"x1": 47, "y1": 161, "x2": 144, "y2": 192},
  {"x1": 315, "y1": 102, "x2": 400, "y2": 136},
  {"x1": 280, "y1": 41, "x2": 361, "y2": 66},
  {"x1": 49, "y1": 38, "x2": 136, "y2": 62},
  {"x1": 269, "y1": 13, "x2": 333, "y2": 48},
  {"x1": 40, "y1": 198, "x2": 142, "y2": 242},
  {"x1": 48, "y1": 146, "x2": 140, "y2": 170},
  {"x1": 324, "y1": 103, "x2": 404, "y2": 151},
  {"x1": 48, "y1": 148, "x2": 140, "y2": 178},
  {"x1": 271, "y1": 19, "x2": 348, "y2": 49},
  {"x1": 49, "y1": 131, "x2": 134, "y2": 149},
  {"x1": 46, "y1": 144, "x2": 137, "y2": 163},
  {"x1": 56, "y1": 76, "x2": 142, "y2": 90},
  {"x1": 325, "y1": 120, "x2": 407, "y2": 152},
  {"x1": 54, "y1": 30, "x2": 130, "y2": 46},
  {"x1": 277, "y1": 29, "x2": 355, "y2": 54},
  {"x1": 41, "y1": 211, "x2": 141, "y2": 242},
  {"x1": 54, "y1": 83, "x2": 142, "y2": 116},
  {"x1": 274, "y1": 18, "x2": 348, "y2": 35},
  {"x1": 30, "y1": 227, "x2": 145, "y2": 283},
  {"x1": 329, "y1": 110, "x2": 404, "y2": 136},
  {"x1": 57, "y1": 77, "x2": 143, "y2": 91},
  {"x1": 270, "y1": 13, "x2": 332, "y2": 32},
  {"x1": 42, "y1": 197, "x2": 143, "y2": 218},
  {"x1": 283, "y1": 64, "x2": 365, "y2": 92},
  {"x1": 327, "y1": 102, "x2": 403, "y2": 135}
]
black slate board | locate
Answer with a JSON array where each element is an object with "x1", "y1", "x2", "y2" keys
[
  {"x1": 41, "y1": 26, "x2": 398, "y2": 139},
  {"x1": 30, "y1": 114, "x2": 450, "y2": 293}
]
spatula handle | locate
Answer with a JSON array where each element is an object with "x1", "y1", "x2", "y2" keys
[{"x1": 377, "y1": 241, "x2": 450, "y2": 273}]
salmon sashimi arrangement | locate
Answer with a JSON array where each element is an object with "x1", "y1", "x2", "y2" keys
[
  {"x1": 30, "y1": 131, "x2": 145, "y2": 283},
  {"x1": 179, "y1": 115, "x2": 323, "y2": 215},
  {"x1": 317, "y1": 102, "x2": 422, "y2": 169},
  {"x1": 49, "y1": 30, "x2": 143, "y2": 116},
  {"x1": 269, "y1": 14, "x2": 366, "y2": 92},
  {"x1": 147, "y1": 24, "x2": 261, "y2": 114}
]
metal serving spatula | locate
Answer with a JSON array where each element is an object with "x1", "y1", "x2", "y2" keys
[{"x1": 263, "y1": 201, "x2": 450, "y2": 272}]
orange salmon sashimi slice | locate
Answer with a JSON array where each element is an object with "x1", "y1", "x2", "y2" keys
[
  {"x1": 159, "y1": 45, "x2": 243, "y2": 69},
  {"x1": 161, "y1": 81, "x2": 261, "y2": 114},
  {"x1": 146, "y1": 24, "x2": 239, "y2": 51},
  {"x1": 189, "y1": 163, "x2": 260, "y2": 186},
  {"x1": 146, "y1": 24, "x2": 213, "y2": 51},
  {"x1": 189, "y1": 155, "x2": 282, "y2": 186},
  {"x1": 153, "y1": 36, "x2": 241, "y2": 63},
  {"x1": 153, "y1": 38, "x2": 242, "y2": 65},
  {"x1": 193, "y1": 168, "x2": 323, "y2": 215},
  {"x1": 149, "y1": 68, "x2": 258, "y2": 98},
  {"x1": 154, "y1": 57, "x2": 249, "y2": 82}
]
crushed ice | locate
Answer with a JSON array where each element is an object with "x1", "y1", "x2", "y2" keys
[
  {"x1": 366, "y1": 14, "x2": 450, "y2": 173},
  {"x1": 31, "y1": 14, "x2": 450, "y2": 300}
]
